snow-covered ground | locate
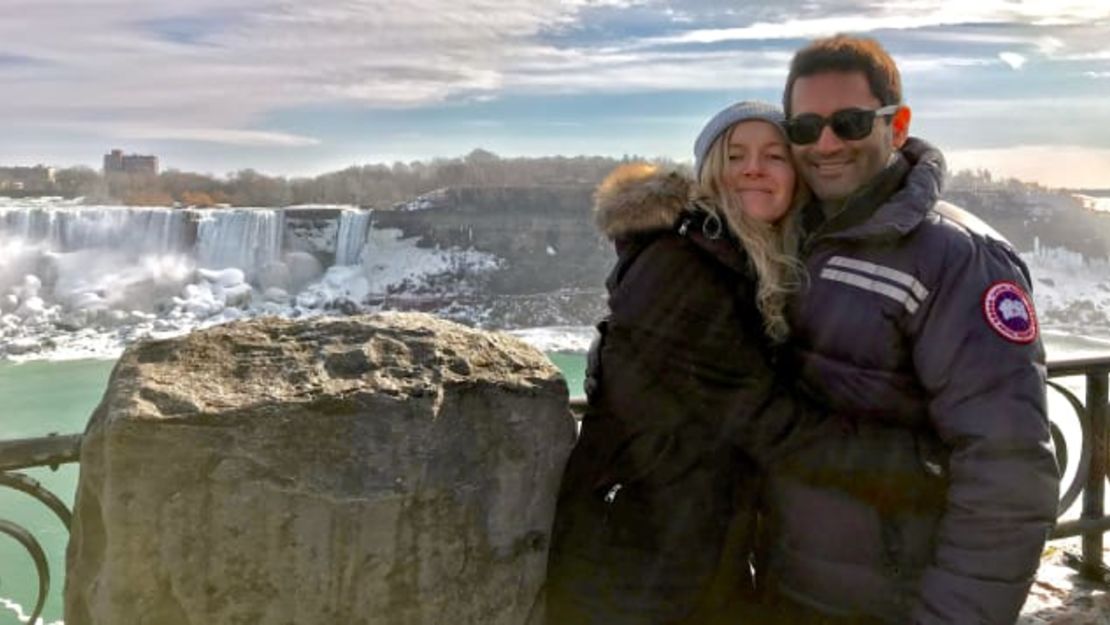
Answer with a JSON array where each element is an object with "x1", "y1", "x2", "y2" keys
[
  {"x1": 505, "y1": 325, "x2": 596, "y2": 353},
  {"x1": 1021, "y1": 542, "x2": 1110, "y2": 624},
  {"x1": 1073, "y1": 194, "x2": 1110, "y2": 215},
  {"x1": 1022, "y1": 244, "x2": 1110, "y2": 341}
]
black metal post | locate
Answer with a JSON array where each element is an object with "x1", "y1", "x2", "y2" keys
[{"x1": 1082, "y1": 370, "x2": 1109, "y2": 579}]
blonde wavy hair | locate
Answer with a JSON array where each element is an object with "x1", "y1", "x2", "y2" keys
[{"x1": 696, "y1": 123, "x2": 809, "y2": 342}]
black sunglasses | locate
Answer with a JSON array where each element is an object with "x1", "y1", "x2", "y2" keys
[{"x1": 784, "y1": 105, "x2": 900, "y2": 145}]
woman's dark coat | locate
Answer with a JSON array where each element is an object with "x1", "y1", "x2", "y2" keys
[{"x1": 544, "y1": 164, "x2": 825, "y2": 625}]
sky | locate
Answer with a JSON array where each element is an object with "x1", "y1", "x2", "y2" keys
[{"x1": 2, "y1": 0, "x2": 1109, "y2": 188}]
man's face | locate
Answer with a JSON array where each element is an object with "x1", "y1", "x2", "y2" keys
[{"x1": 789, "y1": 71, "x2": 901, "y2": 203}]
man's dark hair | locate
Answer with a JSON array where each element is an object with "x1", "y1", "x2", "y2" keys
[{"x1": 783, "y1": 35, "x2": 902, "y2": 116}]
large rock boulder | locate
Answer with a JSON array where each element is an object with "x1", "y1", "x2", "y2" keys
[{"x1": 65, "y1": 312, "x2": 575, "y2": 625}]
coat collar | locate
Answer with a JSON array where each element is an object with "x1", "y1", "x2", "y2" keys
[{"x1": 801, "y1": 137, "x2": 946, "y2": 247}]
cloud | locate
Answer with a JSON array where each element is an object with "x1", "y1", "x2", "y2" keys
[
  {"x1": 504, "y1": 47, "x2": 791, "y2": 92},
  {"x1": 121, "y1": 127, "x2": 322, "y2": 147},
  {"x1": 998, "y1": 52, "x2": 1027, "y2": 69},
  {"x1": 918, "y1": 96, "x2": 1109, "y2": 119},
  {"x1": 896, "y1": 55, "x2": 998, "y2": 72},
  {"x1": 0, "y1": 0, "x2": 593, "y2": 141},
  {"x1": 629, "y1": 0, "x2": 1110, "y2": 47},
  {"x1": 638, "y1": 14, "x2": 953, "y2": 46},
  {"x1": 2, "y1": 0, "x2": 1110, "y2": 172},
  {"x1": 890, "y1": 22, "x2": 1106, "y2": 68},
  {"x1": 1062, "y1": 50, "x2": 1110, "y2": 61},
  {"x1": 894, "y1": 0, "x2": 1110, "y2": 26},
  {"x1": 1037, "y1": 37, "x2": 1066, "y2": 55},
  {"x1": 32, "y1": 120, "x2": 321, "y2": 147}
]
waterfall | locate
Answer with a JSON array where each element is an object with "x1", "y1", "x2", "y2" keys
[
  {"x1": 194, "y1": 209, "x2": 284, "y2": 279},
  {"x1": 335, "y1": 209, "x2": 372, "y2": 266},
  {"x1": 0, "y1": 205, "x2": 190, "y2": 253},
  {"x1": 0, "y1": 198, "x2": 502, "y2": 360}
]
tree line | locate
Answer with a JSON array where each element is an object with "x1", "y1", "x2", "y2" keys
[
  {"x1": 39, "y1": 149, "x2": 671, "y2": 208},
  {"x1": 19, "y1": 151, "x2": 1082, "y2": 216}
]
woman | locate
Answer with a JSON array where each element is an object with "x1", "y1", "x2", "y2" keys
[{"x1": 543, "y1": 101, "x2": 828, "y2": 625}]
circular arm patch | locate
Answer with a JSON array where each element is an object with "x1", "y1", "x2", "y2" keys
[{"x1": 982, "y1": 281, "x2": 1038, "y2": 344}]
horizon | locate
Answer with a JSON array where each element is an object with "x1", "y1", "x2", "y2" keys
[
  {"x1": 2, "y1": 1, "x2": 1109, "y2": 188},
  {"x1": 7, "y1": 148, "x2": 1110, "y2": 194}
]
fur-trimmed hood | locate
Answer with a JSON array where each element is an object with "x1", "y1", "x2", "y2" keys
[
  {"x1": 593, "y1": 163, "x2": 750, "y2": 277},
  {"x1": 593, "y1": 163, "x2": 693, "y2": 240}
]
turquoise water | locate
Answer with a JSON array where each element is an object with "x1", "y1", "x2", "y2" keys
[
  {"x1": 0, "y1": 360, "x2": 114, "y2": 625},
  {"x1": 546, "y1": 352, "x2": 587, "y2": 400},
  {"x1": 0, "y1": 335, "x2": 1100, "y2": 624}
]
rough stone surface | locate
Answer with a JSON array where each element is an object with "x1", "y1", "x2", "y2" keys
[{"x1": 64, "y1": 312, "x2": 575, "y2": 625}]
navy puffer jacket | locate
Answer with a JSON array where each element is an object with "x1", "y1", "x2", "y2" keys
[{"x1": 762, "y1": 138, "x2": 1060, "y2": 624}]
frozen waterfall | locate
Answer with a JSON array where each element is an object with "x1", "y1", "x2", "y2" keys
[
  {"x1": 0, "y1": 199, "x2": 499, "y2": 359},
  {"x1": 195, "y1": 208, "x2": 284, "y2": 279},
  {"x1": 335, "y1": 209, "x2": 372, "y2": 266}
]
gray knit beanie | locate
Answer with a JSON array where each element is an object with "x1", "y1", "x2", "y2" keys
[{"x1": 693, "y1": 100, "x2": 787, "y2": 180}]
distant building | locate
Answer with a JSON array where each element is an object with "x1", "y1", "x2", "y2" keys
[
  {"x1": 0, "y1": 165, "x2": 56, "y2": 192},
  {"x1": 103, "y1": 149, "x2": 159, "y2": 176}
]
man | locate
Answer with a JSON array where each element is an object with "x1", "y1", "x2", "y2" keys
[{"x1": 760, "y1": 35, "x2": 1061, "y2": 624}]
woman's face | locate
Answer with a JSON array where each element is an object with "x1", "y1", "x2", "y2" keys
[{"x1": 721, "y1": 120, "x2": 796, "y2": 224}]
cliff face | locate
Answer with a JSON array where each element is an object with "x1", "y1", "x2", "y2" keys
[
  {"x1": 373, "y1": 186, "x2": 614, "y2": 295},
  {"x1": 372, "y1": 183, "x2": 1110, "y2": 300},
  {"x1": 945, "y1": 188, "x2": 1110, "y2": 258}
]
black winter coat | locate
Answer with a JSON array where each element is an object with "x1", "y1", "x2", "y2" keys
[{"x1": 544, "y1": 164, "x2": 826, "y2": 625}]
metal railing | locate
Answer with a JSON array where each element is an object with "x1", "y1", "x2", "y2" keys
[
  {"x1": 1044, "y1": 355, "x2": 1110, "y2": 579},
  {"x1": 0, "y1": 433, "x2": 82, "y2": 625},
  {"x1": 2, "y1": 355, "x2": 1108, "y2": 622}
]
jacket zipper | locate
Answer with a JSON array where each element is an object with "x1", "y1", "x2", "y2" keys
[{"x1": 601, "y1": 482, "x2": 623, "y2": 528}]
